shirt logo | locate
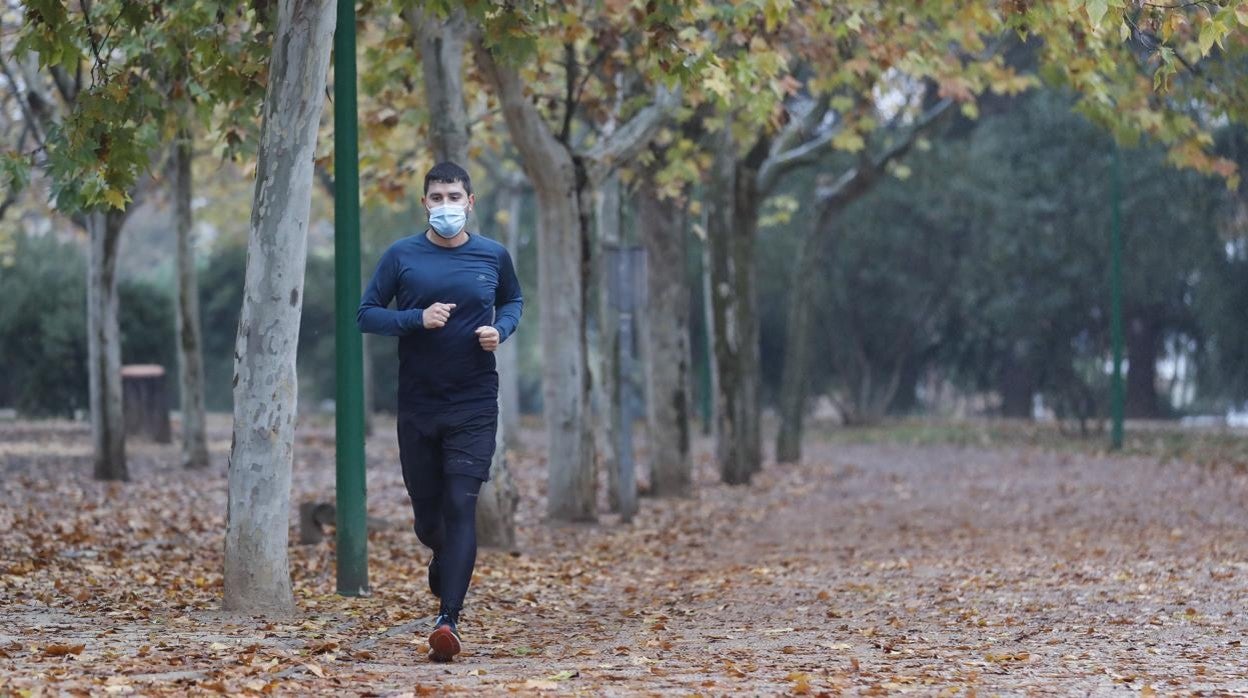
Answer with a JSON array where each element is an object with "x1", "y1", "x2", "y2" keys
[{"x1": 477, "y1": 274, "x2": 487, "y2": 281}]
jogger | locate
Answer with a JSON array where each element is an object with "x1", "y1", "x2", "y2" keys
[{"x1": 358, "y1": 161, "x2": 523, "y2": 661}]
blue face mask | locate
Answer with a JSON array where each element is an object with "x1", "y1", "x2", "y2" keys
[{"x1": 428, "y1": 205, "x2": 467, "y2": 239}]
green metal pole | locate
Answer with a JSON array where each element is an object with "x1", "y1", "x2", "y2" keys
[
  {"x1": 1110, "y1": 143, "x2": 1125, "y2": 451},
  {"x1": 334, "y1": 0, "x2": 369, "y2": 596}
]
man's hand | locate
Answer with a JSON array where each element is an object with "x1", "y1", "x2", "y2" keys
[
  {"x1": 475, "y1": 326, "x2": 500, "y2": 351},
  {"x1": 423, "y1": 302, "x2": 456, "y2": 329}
]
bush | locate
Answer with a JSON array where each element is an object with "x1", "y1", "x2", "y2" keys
[{"x1": 0, "y1": 233, "x2": 175, "y2": 416}]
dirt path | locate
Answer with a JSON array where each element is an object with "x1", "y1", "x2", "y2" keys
[{"x1": 2, "y1": 419, "x2": 1247, "y2": 695}]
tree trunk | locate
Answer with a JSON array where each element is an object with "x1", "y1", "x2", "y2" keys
[
  {"x1": 592, "y1": 172, "x2": 622, "y2": 509},
  {"x1": 475, "y1": 45, "x2": 596, "y2": 523},
  {"x1": 476, "y1": 399, "x2": 519, "y2": 549},
  {"x1": 171, "y1": 129, "x2": 210, "y2": 469},
  {"x1": 706, "y1": 128, "x2": 762, "y2": 485},
  {"x1": 413, "y1": 7, "x2": 469, "y2": 165},
  {"x1": 87, "y1": 209, "x2": 127, "y2": 481},
  {"x1": 533, "y1": 173, "x2": 596, "y2": 521},
  {"x1": 496, "y1": 183, "x2": 523, "y2": 435},
  {"x1": 1125, "y1": 313, "x2": 1163, "y2": 419},
  {"x1": 224, "y1": 0, "x2": 336, "y2": 614},
  {"x1": 637, "y1": 176, "x2": 692, "y2": 496},
  {"x1": 775, "y1": 226, "x2": 829, "y2": 464},
  {"x1": 999, "y1": 341, "x2": 1035, "y2": 419}
]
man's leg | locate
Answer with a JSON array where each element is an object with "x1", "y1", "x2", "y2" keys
[
  {"x1": 438, "y1": 473, "x2": 485, "y2": 615},
  {"x1": 397, "y1": 412, "x2": 446, "y2": 558},
  {"x1": 427, "y1": 408, "x2": 497, "y2": 661},
  {"x1": 437, "y1": 407, "x2": 497, "y2": 615}
]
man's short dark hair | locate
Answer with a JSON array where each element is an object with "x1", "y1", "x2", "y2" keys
[{"x1": 424, "y1": 161, "x2": 473, "y2": 196}]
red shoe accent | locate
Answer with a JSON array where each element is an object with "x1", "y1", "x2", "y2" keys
[{"x1": 428, "y1": 625, "x2": 461, "y2": 661}]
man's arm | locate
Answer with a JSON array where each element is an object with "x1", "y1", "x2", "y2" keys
[
  {"x1": 493, "y1": 247, "x2": 523, "y2": 343},
  {"x1": 357, "y1": 248, "x2": 425, "y2": 336}
]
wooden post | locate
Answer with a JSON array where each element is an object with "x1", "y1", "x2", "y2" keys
[{"x1": 121, "y1": 364, "x2": 171, "y2": 443}]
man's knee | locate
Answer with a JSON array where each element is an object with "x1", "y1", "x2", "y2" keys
[
  {"x1": 410, "y1": 498, "x2": 444, "y2": 546},
  {"x1": 443, "y1": 478, "x2": 483, "y2": 522}
]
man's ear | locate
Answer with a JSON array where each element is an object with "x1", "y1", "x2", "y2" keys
[{"x1": 468, "y1": 193, "x2": 476, "y2": 211}]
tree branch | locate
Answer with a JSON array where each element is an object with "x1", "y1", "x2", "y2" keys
[
  {"x1": 472, "y1": 37, "x2": 569, "y2": 183},
  {"x1": 757, "y1": 129, "x2": 833, "y2": 195},
  {"x1": 581, "y1": 83, "x2": 680, "y2": 185},
  {"x1": 768, "y1": 94, "x2": 830, "y2": 161},
  {"x1": 0, "y1": 58, "x2": 49, "y2": 150},
  {"x1": 560, "y1": 42, "x2": 577, "y2": 144},
  {"x1": 814, "y1": 97, "x2": 954, "y2": 217}
]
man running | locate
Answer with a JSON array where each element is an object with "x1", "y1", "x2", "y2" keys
[{"x1": 357, "y1": 161, "x2": 523, "y2": 662}]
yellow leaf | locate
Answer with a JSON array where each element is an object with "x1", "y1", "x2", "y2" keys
[
  {"x1": 832, "y1": 129, "x2": 865, "y2": 153},
  {"x1": 103, "y1": 188, "x2": 128, "y2": 210}
]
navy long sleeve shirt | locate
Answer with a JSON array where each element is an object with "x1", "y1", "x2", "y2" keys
[{"x1": 357, "y1": 231, "x2": 523, "y2": 414}]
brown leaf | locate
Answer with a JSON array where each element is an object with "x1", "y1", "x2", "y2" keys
[{"x1": 43, "y1": 643, "x2": 85, "y2": 656}]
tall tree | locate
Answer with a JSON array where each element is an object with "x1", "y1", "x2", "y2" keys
[
  {"x1": 473, "y1": 12, "x2": 679, "y2": 522},
  {"x1": 636, "y1": 163, "x2": 693, "y2": 496},
  {"x1": 777, "y1": 95, "x2": 955, "y2": 455},
  {"x1": 169, "y1": 129, "x2": 210, "y2": 470},
  {"x1": 8, "y1": 0, "x2": 268, "y2": 480},
  {"x1": 223, "y1": 0, "x2": 336, "y2": 613}
]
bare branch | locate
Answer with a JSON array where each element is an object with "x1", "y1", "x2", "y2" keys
[
  {"x1": 757, "y1": 129, "x2": 833, "y2": 195},
  {"x1": 815, "y1": 97, "x2": 954, "y2": 216},
  {"x1": 0, "y1": 57, "x2": 49, "y2": 149},
  {"x1": 581, "y1": 83, "x2": 680, "y2": 185},
  {"x1": 768, "y1": 93, "x2": 830, "y2": 162}
]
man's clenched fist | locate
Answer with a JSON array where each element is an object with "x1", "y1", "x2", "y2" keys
[
  {"x1": 475, "y1": 326, "x2": 500, "y2": 351},
  {"x1": 423, "y1": 302, "x2": 456, "y2": 329}
]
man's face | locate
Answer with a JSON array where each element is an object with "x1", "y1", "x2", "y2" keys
[{"x1": 422, "y1": 180, "x2": 473, "y2": 212}]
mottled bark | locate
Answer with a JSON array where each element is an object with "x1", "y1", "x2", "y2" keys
[
  {"x1": 496, "y1": 183, "x2": 523, "y2": 436},
  {"x1": 592, "y1": 172, "x2": 622, "y2": 510},
  {"x1": 171, "y1": 130, "x2": 210, "y2": 469},
  {"x1": 224, "y1": 0, "x2": 336, "y2": 614},
  {"x1": 477, "y1": 400, "x2": 519, "y2": 549},
  {"x1": 706, "y1": 126, "x2": 763, "y2": 486},
  {"x1": 637, "y1": 176, "x2": 692, "y2": 496},
  {"x1": 406, "y1": 6, "x2": 469, "y2": 164},
  {"x1": 87, "y1": 209, "x2": 128, "y2": 481},
  {"x1": 775, "y1": 229, "x2": 829, "y2": 464}
]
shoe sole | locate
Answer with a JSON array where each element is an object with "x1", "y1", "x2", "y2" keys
[{"x1": 428, "y1": 625, "x2": 461, "y2": 661}]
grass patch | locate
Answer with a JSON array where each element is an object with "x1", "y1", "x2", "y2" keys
[{"x1": 808, "y1": 418, "x2": 1248, "y2": 470}]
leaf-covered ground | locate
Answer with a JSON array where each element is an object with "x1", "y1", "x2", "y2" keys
[{"x1": 2, "y1": 416, "x2": 1247, "y2": 696}]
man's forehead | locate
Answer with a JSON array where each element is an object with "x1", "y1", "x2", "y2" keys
[{"x1": 426, "y1": 180, "x2": 468, "y2": 196}]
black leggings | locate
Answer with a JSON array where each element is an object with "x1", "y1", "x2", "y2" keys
[{"x1": 409, "y1": 473, "x2": 483, "y2": 615}]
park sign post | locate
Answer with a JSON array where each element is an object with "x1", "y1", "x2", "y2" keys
[{"x1": 334, "y1": 0, "x2": 369, "y2": 596}]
